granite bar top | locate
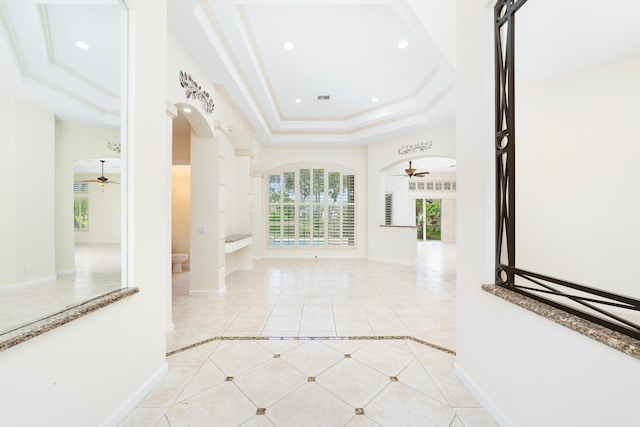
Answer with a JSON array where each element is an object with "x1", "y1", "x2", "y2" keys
[
  {"x1": 225, "y1": 233, "x2": 252, "y2": 243},
  {"x1": 0, "y1": 287, "x2": 139, "y2": 353},
  {"x1": 482, "y1": 284, "x2": 640, "y2": 360}
]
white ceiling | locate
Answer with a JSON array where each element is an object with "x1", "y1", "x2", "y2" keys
[
  {"x1": 167, "y1": 0, "x2": 456, "y2": 146},
  {"x1": 1, "y1": 0, "x2": 639, "y2": 148},
  {"x1": 0, "y1": 0, "x2": 122, "y2": 128}
]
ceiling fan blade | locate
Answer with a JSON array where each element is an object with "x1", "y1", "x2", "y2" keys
[
  {"x1": 414, "y1": 171, "x2": 430, "y2": 176},
  {"x1": 82, "y1": 179, "x2": 101, "y2": 183}
]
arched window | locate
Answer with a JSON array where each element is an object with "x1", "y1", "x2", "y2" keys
[{"x1": 267, "y1": 164, "x2": 355, "y2": 248}]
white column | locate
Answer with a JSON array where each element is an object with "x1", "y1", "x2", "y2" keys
[
  {"x1": 189, "y1": 133, "x2": 223, "y2": 295},
  {"x1": 165, "y1": 102, "x2": 177, "y2": 333}
]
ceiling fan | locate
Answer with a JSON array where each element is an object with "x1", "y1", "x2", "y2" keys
[
  {"x1": 82, "y1": 160, "x2": 119, "y2": 186},
  {"x1": 394, "y1": 161, "x2": 430, "y2": 178}
]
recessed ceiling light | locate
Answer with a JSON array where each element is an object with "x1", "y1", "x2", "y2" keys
[
  {"x1": 183, "y1": 107, "x2": 192, "y2": 113},
  {"x1": 283, "y1": 41, "x2": 294, "y2": 50},
  {"x1": 371, "y1": 97, "x2": 379, "y2": 103},
  {"x1": 294, "y1": 98, "x2": 302, "y2": 103},
  {"x1": 75, "y1": 41, "x2": 90, "y2": 50},
  {"x1": 397, "y1": 40, "x2": 408, "y2": 49}
]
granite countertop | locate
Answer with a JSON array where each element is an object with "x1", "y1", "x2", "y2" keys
[
  {"x1": 225, "y1": 234, "x2": 252, "y2": 243},
  {"x1": 0, "y1": 287, "x2": 139, "y2": 353},
  {"x1": 482, "y1": 284, "x2": 640, "y2": 360}
]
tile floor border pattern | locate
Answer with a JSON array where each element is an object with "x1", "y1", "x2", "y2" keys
[
  {"x1": 122, "y1": 336, "x2": 499, "y2": 426},
  {"x1": 166, "y1": 335, "x2": 456, "y2": 358}
]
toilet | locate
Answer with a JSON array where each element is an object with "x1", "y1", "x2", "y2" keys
[{"x1": 171, "y1": 253, "x2": 189, "y2": 273}]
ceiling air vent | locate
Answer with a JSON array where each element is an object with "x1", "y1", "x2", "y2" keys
[{"x1": 317, "y1": 95, "x2": 330, "y2": 101}]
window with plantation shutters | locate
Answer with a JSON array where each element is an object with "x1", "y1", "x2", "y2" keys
[
  {"x1": 384, "y1": 193, "x2": 393, "y2": 225},
  {"x1": 267, "y1": 165, "x2": 356, "y2": 248},
  {"x1": 74, "y1": 181, "x2": 89, "y2": 231}
]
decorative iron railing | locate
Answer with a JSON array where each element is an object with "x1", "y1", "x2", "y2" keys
[{"x1": 493, "y1": 0, "x2": 640, "y2": 340}]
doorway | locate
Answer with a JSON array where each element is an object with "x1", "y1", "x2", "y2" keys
[{"x1": 416, "y1": 198, "x2": 441, "y2": 241}]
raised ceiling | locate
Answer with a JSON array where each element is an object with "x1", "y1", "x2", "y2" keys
[
  {"x1": 0, "y1": 0, "x2": 122, "y2": 127},
  {"x1": 168, "y1": 0, "x2": 456, "y2": 146},
  {"x1": 3, "y1": 0, "x2": 640, "y2": 147}
]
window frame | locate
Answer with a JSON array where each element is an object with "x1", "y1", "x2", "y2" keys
[{"x1": 267, "y1": 164, "x2": 356, "y2": 249}]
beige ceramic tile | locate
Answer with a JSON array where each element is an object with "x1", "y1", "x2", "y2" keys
[
  {"x1": 352, "y1": 341, "x2": 415, "y2": 376},
  {"x1": 454, "y1": 407, "x2": 500, "y2": 426},
  {"x1": 266, "y1": 382, "x2": 354, "y2": 427},
  {"x1": 138, "y1": 366, "x2": 198, "y2": 408},
  {"x1": 280, "y1": 340, "x2": 344, "y2": 376},
  {"x1": 174, "y1": 359, "x2": 227, "y2": 403},
  {"x1": 209, "y1": 340, "x2": 274, "y2": 376},
  {"x1": 316, "y1": 358, "x2": 390, "y2": 408},
  {"x1": 427, "y1": 364, "x2": 481, "y2": 408},
  {"x1": 365, "y1": 382, "x2": 456, "y2": 427},
  {"x1": 234, "y1": 358, "x2": 307, "y2": 407},
  {"x1": 165, "y1": 382, "x2": 256, "y2": 426},
  {"x1": 118, "y1": 407, "x2": 166, "y2": 427}
]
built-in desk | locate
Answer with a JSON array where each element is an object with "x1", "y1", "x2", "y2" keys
[{"x1": 224, "y1": 234, "x2": 252, "y2": 276}]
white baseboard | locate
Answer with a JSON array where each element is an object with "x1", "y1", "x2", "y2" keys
[
  {"x1": 367, "y1": 257, "x2": 416, "y2": 267},
  {"x1": 453, "y1": 361, "x2": 513, "y2": 427},
  {"x1": 56, "y1": 269, "x2": 77, "y2": 277},
  {"x1": 2, "y1": 275, "x2": 57, "y2": 289},
  {"x1": 101, "y1": 362, "x2": 169, "y2": 427},
  {"x1": 165, "y1": 322, "x2": 174, "y2": 334}
]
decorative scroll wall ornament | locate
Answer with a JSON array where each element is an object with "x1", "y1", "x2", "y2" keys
[
  {"x1": 397, "y1": 141, "x2": 433, "y2": 155},
  {"x1": 179, "y1": 70, "x2": 215, "y2": 114},
  {"x1": 107, "y1": 142, "x2": 121, "y2": 153}
]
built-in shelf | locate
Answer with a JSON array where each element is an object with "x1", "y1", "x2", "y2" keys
[{"x1": 225, "y1": 234, "x2": 252, "y2": 253}]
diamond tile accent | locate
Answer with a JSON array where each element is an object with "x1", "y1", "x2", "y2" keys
[
  {"x1": 120, "y1": 244, "x2": 502, "y2": 426},
  {"x1": 225, "y1": 376, "x2": 234, "y2": 382},
  {"x1": 234, "y1": 359, "x2": 307, "y2": 407},
  {"x1": 316, "y1": 359, "x2": 390, "y2": 407}
]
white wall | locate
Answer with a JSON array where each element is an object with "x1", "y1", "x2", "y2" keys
[
  {"x1": 55, "y1": 121, "x2": 121, "y2": 273},
  {"x1": 515, "y1": 53, "x2": 640, "y2": 297},
  {"x1": 368, "y1": 125, "x2": 455, "y2": 264},
  {"x1": 0, "y1": 95, "x2": 55, "y2": 287},
  {"x1": 73, "y1": 174, "x2": 121, "y2": 244},
  {"x1": 0, "y1": 1, "x2": 170, "y2": 424},
  {"x1": 171, "y1": 165, "x2": 191, "y2": 257},
  {"x1": 455, "y1": 1, "x2": 640, "y2": 426},
  {"x1": 261, "y1": 145, "x2": 368, "y2": 259}
]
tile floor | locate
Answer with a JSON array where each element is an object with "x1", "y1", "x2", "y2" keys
[
  {"x1": 0, "y1": 243, "x2": 121, "y2": 334},
  {"x1": 121, "y1": 242, "x2": 499, "y2": 426}
]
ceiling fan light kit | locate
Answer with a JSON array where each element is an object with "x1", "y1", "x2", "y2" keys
[
  {"x1": 82, "y1": 159, "x2": 119, "y2": 187},
  {"x1": 393, "y1": 160, "x2": 430, "y2": 178}
]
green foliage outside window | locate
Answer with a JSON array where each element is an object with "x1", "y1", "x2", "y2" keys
[
  {"x1": 268, "y1": 166, "x2": 355, "y2": 247},
  {"x1": 74, "y1": 199, "x2": 89, "y2": 231}
]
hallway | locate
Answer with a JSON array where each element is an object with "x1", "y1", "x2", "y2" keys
[{"x1": 121, "y1": 242, "x2": 498, "y2": 426}]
